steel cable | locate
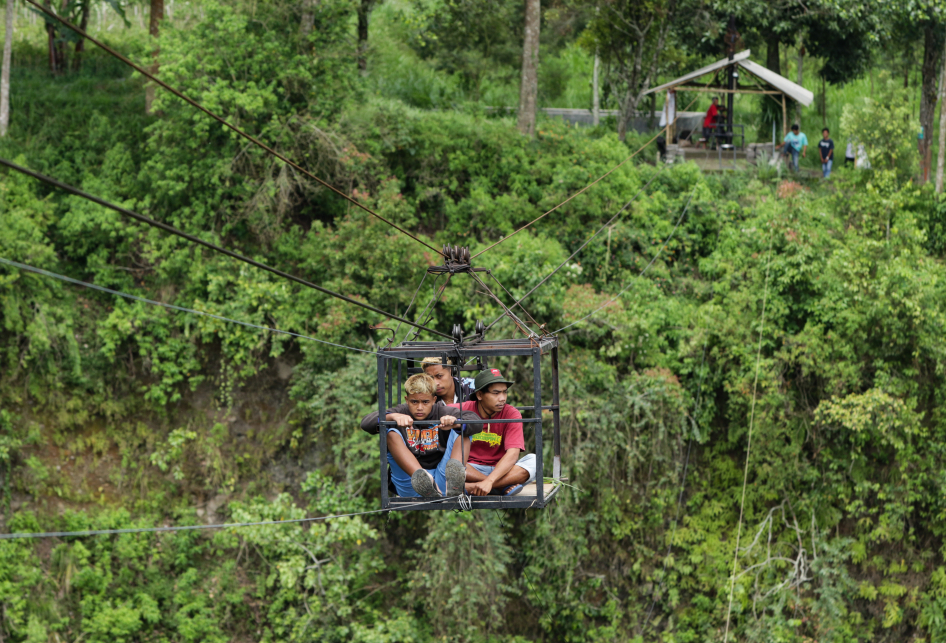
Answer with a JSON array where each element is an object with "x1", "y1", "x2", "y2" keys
[
  {"x1": 552, "y1": 191, "x2": 695, "y2": 334},
  {"x1": 472, "y1": 95, "x2": 700, "y2": 260},
  {"x1": 22, "y1": 0, "x2": 444, "y2": 259},
  {"x1": 0, "y1": 495, "x2": 464, "y2": 540},
  {"x1": 722, "y1": 236, "x2": 774, "y2": 642},
  {"x1": 484, "y1": 168, "x2": 666, "y2": 333},
  {"x1": 0, "y1": 158, "x2": 450, "y2": 339},
  {"x1": 0, "y1": 257, "x2": 416, "y2": 361}
]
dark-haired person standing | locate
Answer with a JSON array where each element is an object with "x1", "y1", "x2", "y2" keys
[
  {"x1": 819, "y1": 128, "x2": 835, "y2": 178},
  {"x1": 777, "y1": 124, "x2": 807, "y2": 172}
]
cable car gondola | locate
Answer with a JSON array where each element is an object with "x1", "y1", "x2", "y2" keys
[{"x1": 374, "y1": 246, "x2": 563, "y2": 511}]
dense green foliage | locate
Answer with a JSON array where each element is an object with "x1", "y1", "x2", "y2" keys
[{"x1": 3, "y1": 1, "x2": 946, "y2": 642}]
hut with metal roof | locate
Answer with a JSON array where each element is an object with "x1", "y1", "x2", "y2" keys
[{"x1": 644, "y1": 50, "x2": 814, "y2": 139}]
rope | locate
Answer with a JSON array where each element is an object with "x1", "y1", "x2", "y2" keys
[
  {"x1": 553, "y1": 191, "x2": 695, "y2": 334},
  {"x1": 470, "y1": 271, "x2": 535, "y2": 338},
  {"x1": 0, "y1": 257, "x2": 414, "y2": 362},
  {"x1": 0, "y1": 495, "x2": 462, "y2": 540},
  {"x1": 485, "y1": 270, "x2": 542, "y2": 331},
  {"x1": 389, "y1": 271, "x2": 428, "y2": 345},
  {"x1": 22, "y1": 0, "x2": 444, "y2": 259},
  {"x1": 472, "y1": 94, "x2": 700, "y2": 260},
  {"x1": 722, "y1": 237, "x2": 773, "y2": 642},
  {"x1": 484, "y1": 168, "x2": 665, "y2": 333},
  {"x1": 0, "y1": 158, "x2": 450, "y2": 340},
  {"x1": 641, "y1": 342, "x2": 709, "y2": 633}
]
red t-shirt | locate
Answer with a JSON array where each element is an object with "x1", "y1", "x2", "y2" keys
[
  {"x1": 703, "y1": 104, "x2": 718, "y2": 128},
  {"x1": 461, "y1": 401, "x2": 525, "y2": 466}
]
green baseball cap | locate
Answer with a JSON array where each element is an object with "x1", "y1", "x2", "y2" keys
[{"x1": 469, "y1": 368, "x2": 515, "y2": 400}]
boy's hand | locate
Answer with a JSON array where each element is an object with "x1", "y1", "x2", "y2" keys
[
  {"x1": 467, "y1": 480, "x2": 493, "y2": 496},
  {"x1": 438, "y1": 415, "x2": 459, "y2": 429},
  {"x1": 389, "y1": 413, "x2": 414, "y2": 427}
]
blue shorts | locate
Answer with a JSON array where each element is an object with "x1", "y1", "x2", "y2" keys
[
  {"x1": 468, "y1": 454, "x2": 537, "y2": 484},
  {"x1": 387, "y1": 428, "x2": 460, "y2": 497}
]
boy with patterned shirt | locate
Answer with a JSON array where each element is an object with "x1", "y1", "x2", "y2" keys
[
  {"x1": 457, "y1": 369, "x2": 537, "y2": 497},
  {"x1": 360, "y1": 373, "x2": 478, "y2": 498}
]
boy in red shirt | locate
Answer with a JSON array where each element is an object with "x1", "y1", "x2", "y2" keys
[{"x1": 458, "y1": 369, "x2": 536, "y2": 497}]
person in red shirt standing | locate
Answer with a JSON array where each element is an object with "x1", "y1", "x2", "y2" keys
[
  {"x1": 699, "y1": 96, "x2": 719, "y2": 149},
  {"x1": 458, "y1": 369, "x2": 536, "y2": 497}
]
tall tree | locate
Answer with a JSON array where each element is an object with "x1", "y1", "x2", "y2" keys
[
  {"x1": 356, "y1": 0, "x2": 378, "y2": 72},
  {"x1": 0, "y1": 0, "x2": 12, "y2": 137},
  {"x1": 878, "y1": 1, "x2": 945, "y2": 182},
  {"x1": 936, "y1": 42, "x2": 946, "y2": 192},
  {"x1": 588, "y1": 0, "x2": 678, "y2": 141},
  {"x1": 300, "y1": 0, "x2": 317, "y2": 37},
  {"x1": 36, "y1": 0, "x2": 128, "y2": 74},
  {"x1": 919, "y1": 21, "x2": 943, "y2": 183},
  {"x1": 145, "y1": 0, "x2": 163, "y2": 114},
  {"x1": 408, "y1": 0, "x2": 522, "y2": 101},
  {"x1": 517, "y1": 0, "x2": 540, "y2": 136},
  {"x1": 70, "y1": 0, "x2": 88, "y2": 70}
]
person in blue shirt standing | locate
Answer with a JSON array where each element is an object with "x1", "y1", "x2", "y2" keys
[
  {"x1": 818, "y1": 128, "x2": 835, "y2": 178},
  {"x1": 777, "y1": 124, "x2": 808, "y2": 172}
]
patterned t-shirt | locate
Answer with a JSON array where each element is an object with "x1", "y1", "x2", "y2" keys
[{"x1": 360, "y1": 402, "x2": 479, "y2": 469}]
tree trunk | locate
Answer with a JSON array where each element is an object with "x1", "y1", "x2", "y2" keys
[
  {"x1": 517, "y1": 0, "x2": 540, "y2": 137},
  {"x1": 936, "y1": 42, "x2": 946, "y2": 193},
  {"x1": 300, "y1": 0, "x2": 316, "y2": 38},
  {"x1": 765, "y1": 33, "x2": 780, "y2": 75},
  {"x1": 592, "y1": 48, "x2": 600, "y2": 126},
  {"x1": 72, "y1": 0, "x2": 89, "y2": 72},
  {"x1": 821, "y1": 74, "x2": 826, "y2": 126},
  {"x1": 0, "y1": 0, "x2": 13, "y2": 137},
  {"x1": 795, "y1": 37, "x2": 803, "y2": 131},
  {"x1": 617, "y1": 87, "x2": 634, "y2": 141},
  {"x1": 45, "y1": 0, "x2": 68, "y2": 74},
  {"x1": 356, "y1": 0, "x2": 371, "y2": 73},
  {"x1": 145, "y1": 0, "x2": 164, "y2": 114},
  {"x1": 920, "y1": 22, "x2": 940, "y2": 184}
]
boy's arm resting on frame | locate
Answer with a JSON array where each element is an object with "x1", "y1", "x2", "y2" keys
[
  {"x1": 456, "y1": 409, "x2": 482, "y2": 435},
  {"x1": 360, "y1": 403, "x2": 410, "y2": 434}
]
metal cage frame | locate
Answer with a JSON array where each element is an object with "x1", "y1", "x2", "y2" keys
[{"x1": 376, "y1": 336, "x2": 562, "y2": 510}]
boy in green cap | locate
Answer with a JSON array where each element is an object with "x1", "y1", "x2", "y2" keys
[{"x1": 456, "y1": 369, "x2": 536, "y2": 497}]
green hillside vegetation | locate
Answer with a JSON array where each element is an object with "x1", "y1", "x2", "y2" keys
[{"x1": 2, "y1": 0, "x2": 946, "y2": 641}]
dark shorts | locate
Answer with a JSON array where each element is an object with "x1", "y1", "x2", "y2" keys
[{"x1": 702, "y1": 127, "x2": 713, "y2": 139}]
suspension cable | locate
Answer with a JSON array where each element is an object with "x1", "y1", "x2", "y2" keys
[
  {"x1": 472, "y1": 94, "x2": 700, "y2": 260},
  {"x1": 552, "y1": 191, "x2": 695, "y2": 334},
  {"x1": 642, "y1": 341, "x2": 709, "y2": 633},
  {"x1": 0, "y1": 158, "x2": 450, "y2": 340},
  {"x1": 722, "y1": 236, "x2": 773, "y2": 642},
  {"x1": 0, "y1": 494, "x2": 462, "y2": 540},
  {"x1": 22, "y1": 0, "x2": 444, "y2": 259},
  {"x1": 470, "y1": 272, "x2": 535, "y2": 338},
  {"x1": 0, "y1": 257, "x2": 413, "y2": 361},
  {"x1": 484, "y1": 168, "x2": 666, "y2": 333}
]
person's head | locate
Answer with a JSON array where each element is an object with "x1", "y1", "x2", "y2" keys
[
  {"x1": 471, "y1": 368, "x2": 515, "y2": 416},
  {"x1": 822, "y1": 127, "x2": 830, "y2": 139},
  {"x1": 791, "y1": 124, "x2": 799, "y2": 133},
  {"x1": 420, "y1": 357, "x2": 455, "y2": 400},
  {"x1": 403, "y1": 373, "x2": 437, "y2": 420},
  {"x1": 712, "y1": 96, "x2": 719, "y2": 105}
]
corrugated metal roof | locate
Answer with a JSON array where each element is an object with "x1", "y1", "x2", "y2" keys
[
  {"x1": 738, "y1": 58, "x2": 813, "y2": 106},
  {"x1": 644, "y1": 50, "x2": 814, "y2": 107},
  {"x1": 647, "y1": 50, "x2": 751, "y2": 96}
]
